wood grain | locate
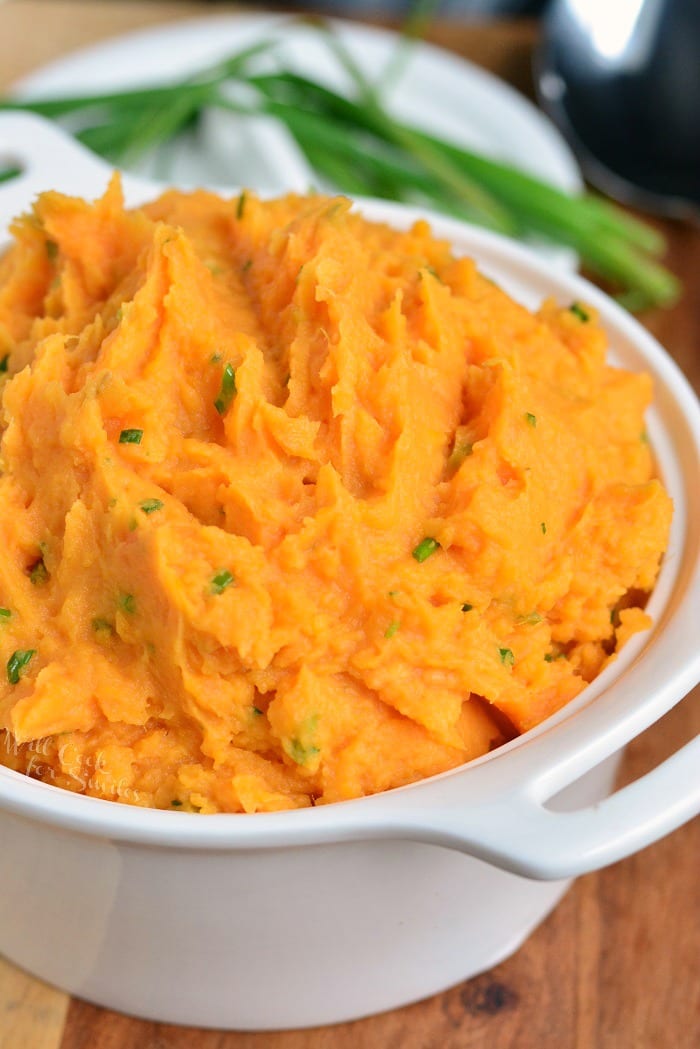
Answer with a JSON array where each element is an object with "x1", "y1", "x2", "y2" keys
[
  {"x1": 0, "y1": 5, "x2": 698, "y2": 1048},
  {"x1": 0, "y1": 956, "x2": 68, "y2": 1049}
]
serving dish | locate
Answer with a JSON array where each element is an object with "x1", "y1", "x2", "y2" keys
[{"x1": 0, "y1": 113, "x2": 698, "y2": 1030}]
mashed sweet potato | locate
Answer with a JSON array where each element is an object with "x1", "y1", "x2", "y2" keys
[{"x1": 0, "y1": 179, "x2": 672, "y2": 812}]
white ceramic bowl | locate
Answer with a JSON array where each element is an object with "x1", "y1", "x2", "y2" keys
[{"x1": 0, "y1": 114, "x2": 698, "y2": 1030}]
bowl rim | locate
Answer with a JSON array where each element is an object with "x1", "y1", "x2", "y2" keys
[{"x1": 0, "y1": 192, "x2": 698, "y2": 850}]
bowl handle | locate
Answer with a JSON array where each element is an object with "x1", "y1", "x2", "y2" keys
[
  {"x1": 413, "y1": 729, "x2": 699, "y2": 881},
  {"x1": 0, "y1": 112, "x2": 159, "y2": 234},
  {"x1": 0, "y1": 112, "x2": 118, "y2": 232}
]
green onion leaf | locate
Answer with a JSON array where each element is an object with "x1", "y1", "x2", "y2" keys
[
  {"x1": 92, "y1": 617, "x2": 113, "y2": 631},
  {"x1": 0, "y1": 607, "x2": 11, "y2": 619},
  {"x1": 384, "y1": 620, "x2": 400, "y2": 639},
  {"x1": 28, "y1": 558, "x2": 48, "y2": 586},
  {"x1": 45, "y1": 240, "x2": 58, "y2": 261},
  {"x1": 236, "y1": 191, "x2": 247, "y2": 219},
  {"x1": 211, "y1": 569, "x2": 235, "y2": 594},
  {"x1": 569, "y1": 302, "x2": 590, "y2": 322},
  {"x1": 525, "y1": 412, "x2": 537, "y2": 427},
  {"x1": 286, "y1": 738, "x2": 320, "y2": 766},
  {"x1": 139, "y1": 498, "x2": 164, "y2": 515},
  {"x1": 461, "y1": 603, "x2": 473, "y2": 612},
  {"x1": 214, "y1": 363, "x2": 236, "y2": 415},
  {"x1": 119, "y1": 428, "x2": 143, "y2": 445},
  {"x1": 7, "y1": 649, "x2": 36, "y2": 685},
  {"x1": 0, "y1": 354, "x2": 9, "y2": 373},
  {"x1": 119, "y1": 593, "x2": 136, "y2": 614},
  {"x1": 499, "y1": 647, "x2": 515, "y2": 667},
  {"x1": 412, "y1": 537, "x2": 440, "y2": 563},
  {"x1": 0, "y1": 167, "x2": 21, "y2": 185}
]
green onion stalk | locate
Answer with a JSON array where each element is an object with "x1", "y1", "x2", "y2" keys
[{"x1": 0, "y1": 25, "x2": 679, "y2": 309}]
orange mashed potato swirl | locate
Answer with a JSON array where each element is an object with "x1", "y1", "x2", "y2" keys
[{"x1": 0, "y1": 179, "x2": 671, "y2": 812}]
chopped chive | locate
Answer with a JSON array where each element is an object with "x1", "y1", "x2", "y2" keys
[
  {"x1": 119, "y1": 593, "x2": 136, "y2": 614},
  {"x1": 388, "y1": 589, "x2": 400, "y2": 599},
  {"x1": 7, "y1": 648, "x2": 36, "y2": 685},
  {"x1": 0, "y1": 607, "x2": 11, "y2": 619},
  {"x1": 242, "y1": 258, "x2": 252, "y2": 273},
  {"x1": 518, "y1": 611, "x2": 543, "y2": 625},
  {"x1": 171, "y1": 799, "x2": 183, "y2": 807},
  {"x1": 384, "y1": 620, "x2": 400, "y2": 639},
  {"x1": 499, "y1": 647, "x2": 515, "y2": 667},
  {"x1": 286, "y1": 738, "x2": 320, "y2": 766},
  {"x1": 541, "y1": 522, "x2": 547, "y2": 535},
  {"x1": 211, "y1": 569, "x2": 235, "y2": 594},
  {"x1": 640, "y1": 431, "x2": 649, "y2": 444},
  {"x1": 139, "y1": 498, "x2": 164, "y2": 515},
  {"x1": 525, "y1": 412, "x2": 537, "y2": 427},
  {"x1": 236, "y1": 191, "x2": 247, "y2": 219},
  {"x1": 461, "y1": 603, "x2": 473, "y2": 612},
  {"x1": 412, "y1": 537, "x2": 440, "y2": 563},
  {"x1": 0, "y1": 353, "x2": 9, "y2": 373},
  {"x1": 128, "y1": 517, "x2": 138, "y2": 532},
  {"x1": 545, "y1": 650, "x2": 567, "y2": 662},
  {"x1": 569, "y1": 302, "x2": 590, "y2": 322},
  {"x1": 28, "y1": 558, "x2": 48, "y2": 586},
  {"x1": 210, "y1": 352, "x2": 222, "y2": 363},
  {"x1": 252, "y1": 706, "x2": 263, "y2": 717},
  {"x1": 447, "y1": 441, "x2": 473, "y2": 472},
  {"x1": 119, "y1": 428, "x2": 143, "y2": 445},
  {"x1": 92, "y1": 617, "x2": 114, "y2": 638},
  {"x1": 45, "y1": 240, "x2": 58, "y2": 261},
  {"x1": 214, "y1": 363, "x2": 236, "y2": 415}
]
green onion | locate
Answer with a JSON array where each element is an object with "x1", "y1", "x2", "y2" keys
[
  {"x1": 499, "y1": 647, "x2": 515, "y2": 666},
  {"x1": 214, "y1": 363, "x2": 236, "y2": 415},
  {"x1": 286, "y1": 738, "x2": 320, "y2": 766},
  {"x1": 525, "y1": 412, "x2": 537, "y2": 427},
  {"x1": 92, "y1": 617, "x2": 114, "y2": 638},
  {"x1": 171, "y1": 799, "x2": 183, "y2": 807},
  {"x1": 570, "y1": 302, "x2": 590, "y2": 322},
  {"x1": 139, "y1": 498, "x2": 164, "y2": 515},
  {"x1": 0, "y1": 26, "x2": 679, "y2": 309},
  {"x1": 0, "y1": 167, "x2": 21, "y2": 184},
  {"x1": 384, "y1": 620, "x2": 400, "y2": 639},
  {"x1": 28, "y1": 558, "x2": 48, "y2": 586},
  {"x1": 461, "y1": 603, "x2": 473, "y2": 612},
  {"x1": 0, "y1": 607, "x2": 11, "y2": 619},
  {"x1": 252, "y1": 706, "x2": 263, "y2": 717},
  {"x1": 0, "y1": 354, "x2": 9, "y2": 373},
  {"x1": 211, "y1": 569, "x2": 235, "y2": 594},
  {"x1": 412, "y1": 537, "x2": 440, "y2": 563},
  {"x1": 119, "y1": 428, "x2": 143, "y2": 445},
  {"x1": 7, "y1": 649, "x2": 36, "y2": 684},
  {"x1": 541, "y1": 522, "x2": 547, "y2": 535},
  {"x1": 45, "y1": 240, "x2": 58, "y2": 261},
  {"x1": 119, "y1": 593, "x2": 136, "y2": 614}
]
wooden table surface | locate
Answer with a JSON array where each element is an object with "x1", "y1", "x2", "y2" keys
[{"x1": 0, "y1": 3, "x2": 698, "y2": 1048}]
